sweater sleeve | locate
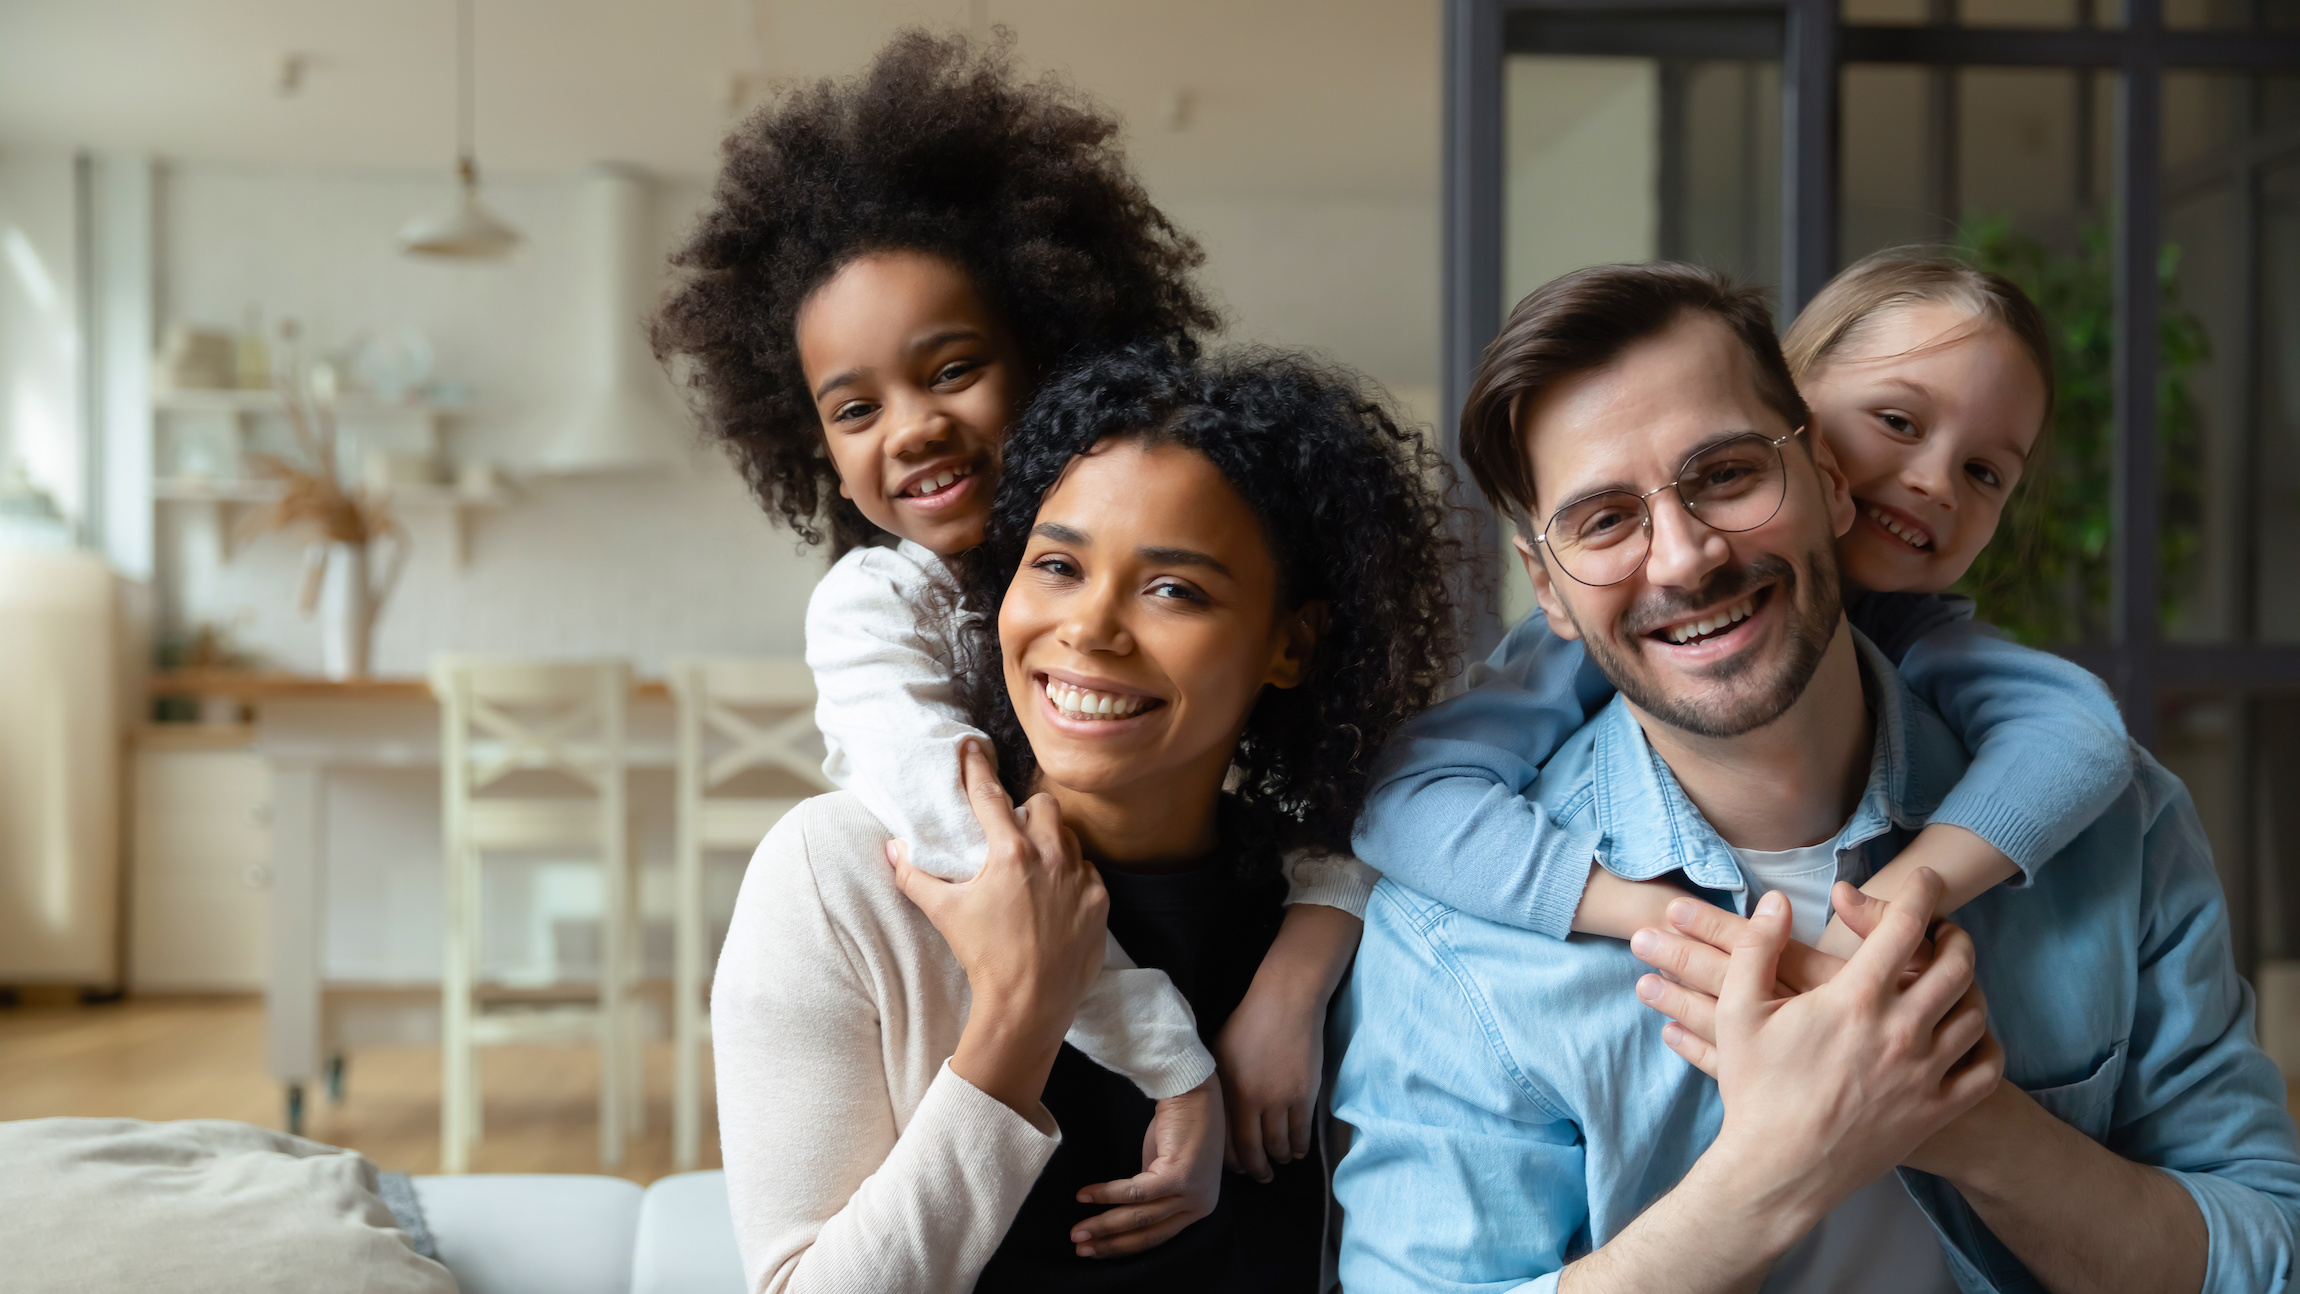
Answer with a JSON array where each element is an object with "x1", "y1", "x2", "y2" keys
[
  {"x1": 1349, "y1": 612, "x2": 1619, "y2": 940},
  {"x1": 1282, "y1": 849, "x2": 1381, "y2": 918},
  {"x1": 1873, "y1": 597, "x2": 2133, "y2": 878},
  {"x1": 805, "y1": 543, "x2": 990, "y2": 882},
  {"x1": 714, "y1": 809, "x2": 1058, "y2": 1294},
  {"x1": 803, "y1": 544, "x2": 1215, "y2": 1100}
]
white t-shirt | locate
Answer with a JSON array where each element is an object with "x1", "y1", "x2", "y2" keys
[
  {"x1": 1729, "y1": 838, "x2": 1958, "y2": 1294},
  {"x1": 1730, "y1": 838, "x2": 1844, "y2": 946}
]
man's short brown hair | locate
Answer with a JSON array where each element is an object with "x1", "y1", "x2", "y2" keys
[{"x1": 1460, "y1": 261, "x2": 1810, "y2": 527}]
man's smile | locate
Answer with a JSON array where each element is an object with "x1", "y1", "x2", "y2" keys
[{"x1": 1630, "y1": 580, "x2": 1782, "y2": 665}]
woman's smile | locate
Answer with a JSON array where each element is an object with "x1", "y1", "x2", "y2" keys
[{"x1": 1035, "y1": 670, "x2": 1167, "y2": 726}]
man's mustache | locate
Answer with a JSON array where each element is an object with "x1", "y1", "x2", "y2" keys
[{"x1": 1619, "y1": 555, "x2": 1795, "y2": 638}]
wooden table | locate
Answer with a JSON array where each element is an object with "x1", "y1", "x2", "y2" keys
[{"x1": 149, "y1": 670, "x2": 674, "y2": 1134}]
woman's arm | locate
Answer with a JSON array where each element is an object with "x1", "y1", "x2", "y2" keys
[
  {"x1": 898, "y1": 744, "x2": 1225, "y2": 1261},
  {"x1": 807, "y1": 546, "x2": 1216, "y2": 1100},
  {"x1": 714, "y1": 801, "x2": 1070, "y2": 1294}
]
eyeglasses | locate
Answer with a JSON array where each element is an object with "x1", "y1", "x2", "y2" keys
[{"x1": 1532, "y1": 427, "x2": 1806, "y2": 587}]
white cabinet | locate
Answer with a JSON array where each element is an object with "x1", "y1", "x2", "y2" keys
[
  {"x1": 130, "y1": 734, "x2": 270, "y2": 992},
  {"x1": 0, "y1": 551, "x2": 122, "y2": 988}
]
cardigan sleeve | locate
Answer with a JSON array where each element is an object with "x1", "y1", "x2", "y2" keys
[{"x1": 713, "y1": 807, "x2": 1059, "y2": 1294}]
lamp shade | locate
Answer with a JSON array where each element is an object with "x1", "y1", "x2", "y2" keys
[{"x1": 399, "y1": 171, "x2": 522, "y2": 259}]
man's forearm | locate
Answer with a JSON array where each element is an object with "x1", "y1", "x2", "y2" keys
[
  {"x1": 1560, "y1": 1152, "x2": 1814, "y2": 1294},
  {"x1": 1919, "y1": 1082, "x2": 2207, "y2": 1294}
]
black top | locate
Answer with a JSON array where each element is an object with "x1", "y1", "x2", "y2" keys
[{"x1": 974, "y1": 818, "x2": 1327, "y2": 1293}]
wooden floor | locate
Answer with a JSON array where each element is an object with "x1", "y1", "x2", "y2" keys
[
  {"x1": 0, "y1": 994, "x2": 717, "y2": 1184},
  {"x1": 13, "y1": 995, "x2": 2300, "y2": 1188}
]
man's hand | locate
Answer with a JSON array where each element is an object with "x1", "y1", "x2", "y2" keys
[
  {"x1": 1629, "y1": 881, "x2": 1962, "y2": 1077},
  {"x1": 1071, "y1": 1075, "x2": 1224, "y2": 1257},
  {"x1": 1690, "y1": 873, "x2": 2004, "y2": 1225},
  {"x1": 1633, "y1": 877, "x2": 2207, "y2": 1294}
]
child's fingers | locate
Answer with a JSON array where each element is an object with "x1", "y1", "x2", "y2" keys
[
  {"x1": 1071, "y1": 1197, "x2": 1196, "y2": 1258},
  {"x1": 1287, "y1": 1100, "x2": 1313, "y2": 1164},
  {"x1": 1262, "y1": 1108, "x2": 1294, "y2": 1168},
  {"x1": 1660, "y1": 1020, "x2": 1721, "y2": 1078},
  {"x1": 1230, "y1": 1109, "x2": 1273, "y2": 1183},
  {"x1": 1074, "y1": 1164, "x2": 1176, "y2": 1207},
  {"x1": 1845, "y1": 867, "x2": 1945, "y2": 991},
  {"x1": 1832, "y1": 881, "x2": 1883, "y2": 938}
]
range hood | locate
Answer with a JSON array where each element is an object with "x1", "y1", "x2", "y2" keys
[{"x1": 537, "y1": 164, "x2": 683, "y2": 474}]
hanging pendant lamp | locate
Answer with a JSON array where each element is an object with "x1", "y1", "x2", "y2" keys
[{"x1": 400, "y1": 0, "x2": 522, "y2": 259}]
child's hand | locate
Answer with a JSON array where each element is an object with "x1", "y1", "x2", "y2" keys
[
  {"x1": 1214, "y1": 971, "x2": 1324, "y2": 1183},
  {"x1": 1815, "y1": 911, "x2": 1866, "y2": 961},
  {"x1": 1070, "y1": 1075, "x2": 1223, "y2": 1258}
]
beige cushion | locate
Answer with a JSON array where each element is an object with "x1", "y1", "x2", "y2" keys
[{"x1": 0, "y1": 1118, "x2": 455, "y2": 1294}]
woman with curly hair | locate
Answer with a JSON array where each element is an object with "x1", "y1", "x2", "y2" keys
[
  {"x1": 658, "y1": 26, "x2": 1382, "y2": 1274},
  {"x1": 709, "y1": 344, "x2": 1462, "y2": 1291}
]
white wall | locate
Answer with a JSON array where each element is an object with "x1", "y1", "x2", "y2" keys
[
  {"x1": 1169, "y1": 194, "x2": 1439, "y2": 398},
  {"x1": 0, "y1": 149, "x2": 83, "y2": 528},
  {"x1": 155, "y1": 164, "x2": 1443, "y2": 674},
  {"x1": 156, "y1": 163, "x2": 825, "y2": 673}
]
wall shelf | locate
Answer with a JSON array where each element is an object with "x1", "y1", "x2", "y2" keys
[
  {"x1": 153, "y1": 476, "x2": 508, "y2": 567},
  {"x1": 152, "y1": 388, "x2": 503, "y2": 568}
]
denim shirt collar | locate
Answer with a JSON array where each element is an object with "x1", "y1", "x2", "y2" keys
[{"x1": 1584, "y1": 629, "x2": 1962, "y2": 895}]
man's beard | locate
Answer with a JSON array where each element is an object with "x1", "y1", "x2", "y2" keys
[{"x1": 1566, "y1": 546, "x2": 1843, "y2": 740}]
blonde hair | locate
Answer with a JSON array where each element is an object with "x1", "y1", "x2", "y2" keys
[{"x1": 1782, "y1": 248, "x2": 2056, "y2": 451}]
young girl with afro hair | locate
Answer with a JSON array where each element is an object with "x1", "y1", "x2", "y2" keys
[{"x1": 653, "y1": 29, "x2": 1380, "y2": 1260}]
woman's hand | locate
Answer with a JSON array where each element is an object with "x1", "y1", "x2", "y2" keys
[
  {"x1": 890, "y1": 739, "x2": 1109, "y2": 1120},
  {"x1": 1070, "y1": 1075, "x2": 1225, "y2": 1258}
]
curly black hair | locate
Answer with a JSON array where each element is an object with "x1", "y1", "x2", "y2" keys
[
  {"x1": 651, "y1": 29, "x2": 1220, "y2": 555},
  {"x1": 957, "y1": 345, "x2": 1468, "y2": 854}
]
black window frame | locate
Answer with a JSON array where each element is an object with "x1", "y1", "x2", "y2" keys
[{"x1": 1445, "y1": 0, "x2": 2300, "y2": 970}]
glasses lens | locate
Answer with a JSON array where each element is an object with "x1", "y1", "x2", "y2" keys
[
  {"x1": 1679, "y1": 435, "x2": 1787, "y2": 533},
  {"x1": 1546, "y1": 491, "x2": 1649, "y2": 585}
]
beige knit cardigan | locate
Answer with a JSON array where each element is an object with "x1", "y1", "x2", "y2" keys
[{"x1": 712, "y1": 791, "x2": 1062, "y2": 1294}]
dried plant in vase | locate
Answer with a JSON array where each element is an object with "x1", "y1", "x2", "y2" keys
[{"x1": 235, "y1": 370, "x2": 409, "y2": 679}]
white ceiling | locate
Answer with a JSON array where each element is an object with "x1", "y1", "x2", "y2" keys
[{"x1": 0, "y1": 0, "x2": 1440, "y2": 199}]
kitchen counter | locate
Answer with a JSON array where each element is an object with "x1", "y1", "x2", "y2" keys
[{"x1": 150, "y1": 669, "x2": 672, "y2": 701}]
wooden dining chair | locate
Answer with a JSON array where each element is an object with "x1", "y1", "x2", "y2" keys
[
  {"x1": 431, "y1": 655, "x2": 639, "y2": 1173},
  {"x1": 667, "y1": 656, "x2": 836, "y2": 1169}
]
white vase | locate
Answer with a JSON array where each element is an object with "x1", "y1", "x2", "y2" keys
[{"x1": 319, "y1": 541, "x2": 374, "y2": 679}]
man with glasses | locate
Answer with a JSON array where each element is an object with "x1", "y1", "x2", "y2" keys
[{"x1": 1330, "y1": 262, "x2": 2300, "y2": 1292}]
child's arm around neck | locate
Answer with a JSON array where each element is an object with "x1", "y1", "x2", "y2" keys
[{"x1": 1817, "y1": 591, "x2": 2133, "y2": 956}]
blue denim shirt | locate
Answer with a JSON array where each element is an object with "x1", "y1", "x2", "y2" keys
[
  {"x1": 1332, "y1": 636, "x2": 2300, "y2": 1293},
  {"x1": 1354, "y1": 597, "x2": 2132, "y2": 940}
]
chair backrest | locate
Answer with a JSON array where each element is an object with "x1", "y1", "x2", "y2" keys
[
  {"x1": 668, "y1": 656, "x2": 834, "y2": 796},
  {"x1": 432, "y1": 655, "x2": 632, "y2": 851}
]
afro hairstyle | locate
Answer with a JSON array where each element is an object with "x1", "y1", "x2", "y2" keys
[
  {"x1": 956, "y1": 344, "x2": 1468, "y2": 860},
  {"x1": 652, "y1": 29, "x2": 1220, "y2": 555}
]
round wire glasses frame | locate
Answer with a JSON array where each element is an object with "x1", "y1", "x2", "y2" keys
[{"x1": 1531, "y1": 426, "x2": 1808, "y2": 587}]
